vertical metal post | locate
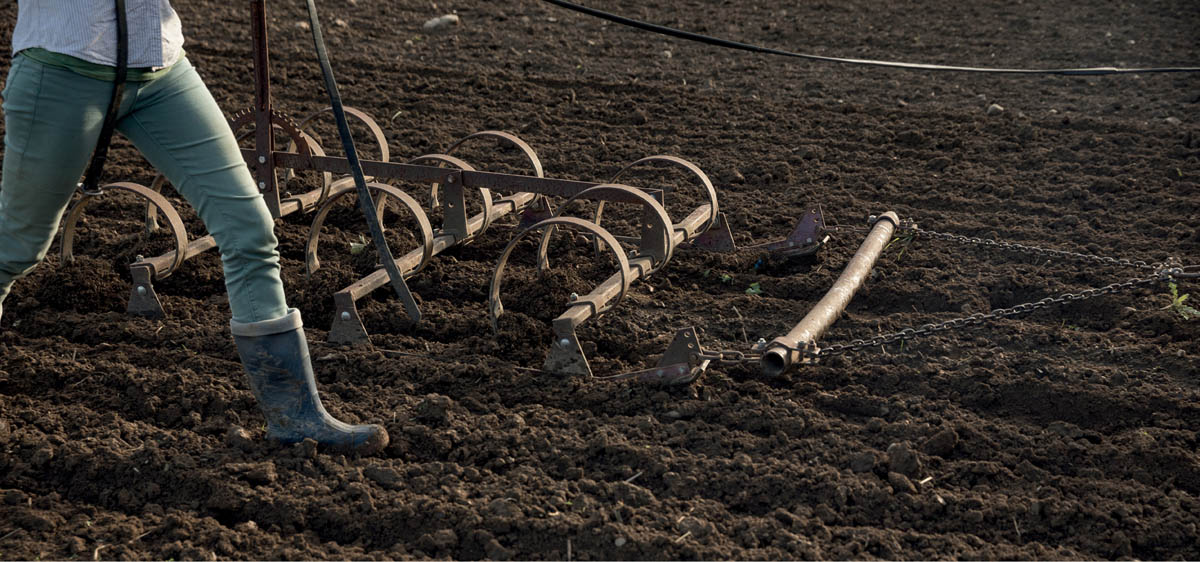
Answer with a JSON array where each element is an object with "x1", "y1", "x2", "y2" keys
[{"x1": 250, "y1": 0, "x2": 281, "y2": 218}]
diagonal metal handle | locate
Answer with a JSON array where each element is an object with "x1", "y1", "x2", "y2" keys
[{"x1": 304, "y1": 0, "x2": 420, "y2": 323}]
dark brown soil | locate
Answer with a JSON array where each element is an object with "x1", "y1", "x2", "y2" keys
[{"x1": 3, "y1": 0, "x2": 1200, "y2": 559}]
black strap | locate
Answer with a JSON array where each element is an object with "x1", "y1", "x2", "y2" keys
[
  {"x1": 304, "y1": 0, "x2": 421, "y2": 323},
  {"x1": 80, "y1": 0, "x2": 129, "y2": 195}
]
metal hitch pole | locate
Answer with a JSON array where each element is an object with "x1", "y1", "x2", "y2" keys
[{"x1": 760, "y1": 211, "x2": 899, "y2": 376}]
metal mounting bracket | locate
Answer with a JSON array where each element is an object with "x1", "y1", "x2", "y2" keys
[
  {"x1": 127, "y1": 265, "x2": 165, "y2": 319},
  {"x1": 593, "y1": 327, "x2": 710, "y2": 385},
  {"x1": 544, "y1": 323, "x2": 591, "y2": 377},
  {"x1": 689, "y1": 211, "x2": 737, "y2": 252},
  {"x1": 328, "y1": 292, "x2": 370, "y2": 345},
  {"x1": 761, "y1": 207, "x2": 828, "y2": 257}
]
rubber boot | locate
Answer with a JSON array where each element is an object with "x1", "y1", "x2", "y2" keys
[{"x1": 231, "y1": 309, "x2": 389, "y2": 455}]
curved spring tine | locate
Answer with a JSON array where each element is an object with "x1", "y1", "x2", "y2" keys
[
  {"x1": 280, "y1": 131, "x2": 333, "y2": 211},
  {"x1": 305, "y1": 182, "x2": 434, "y2": 278},
  {"x1": 145, "y1": 173, "x2": 168, "y2": 234},
  {"x1": 406, "y1": 154, "x2": 493, "y2": 240},
  {"x1": 606, "y1": 154, "x2": 720, "y2": 239},
  {"x1": 429, "y1": 130, "x2": 545, "y2": 212},
  {"x1": 298, "y1": 132, "x2": 334, "y2": 209},
  {"x1": 292, "y1": 105, "x2": 390, "y2": 166},
  {"x1": 443, "y1": 130, "x2": 544, "y2": 178},
  {"x1": 537, "y1": 183, "x2": 676, "y2": 276},
  {"x1": 489, "y1": 216, "x2": 632, "y2": 335},
  {"x1": 61, "y1": 182, "x2": 190, "y2": 280}
]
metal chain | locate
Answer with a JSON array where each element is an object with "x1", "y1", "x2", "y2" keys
[
  {"x1": 694, "y1": 350, "x2": 754, "y2": 365},
  {"x1": 809, "y1": 272, "x2": 1173, "y2": 358},
  {"x1": 830, "y1": 219, "x2": 1169, "y2": 272},
  {"x1": 901, "y1": 222, "x2": 1167, "y2": 271}
]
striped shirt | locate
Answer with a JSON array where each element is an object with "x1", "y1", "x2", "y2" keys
[{"x1": 12, "y1": 0, "x2": 185, "y2": 69}]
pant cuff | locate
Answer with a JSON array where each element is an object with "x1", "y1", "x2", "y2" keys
[{"x1": 230, "y1": 308, "x2": 302, "y2": 337}]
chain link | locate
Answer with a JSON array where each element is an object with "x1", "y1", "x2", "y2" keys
[{"x1": 693, "y1": 349, "x2": 752, "y2": 365}]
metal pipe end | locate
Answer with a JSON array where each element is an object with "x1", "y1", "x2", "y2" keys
[
  {"x1": 870, "y1": 211, "x2": 901, "y2": 227},
  {"x1": 760, "y1": 348, "x2": 789, "y2": 377}
]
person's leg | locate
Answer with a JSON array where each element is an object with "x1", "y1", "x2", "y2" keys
[
  {"x1": 115, "y1": 58, "x2": 287, "y2": 324},
  {"x1": 0, "y1": 56, "x2": 118, "y2": 320},
  {"x1": 117, "y1": 58, "x2": 387, "y2": 454}
]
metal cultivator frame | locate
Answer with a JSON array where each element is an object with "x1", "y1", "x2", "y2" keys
[{"x1": 58, "y1": 0, "x2": 907, "y2": 383}]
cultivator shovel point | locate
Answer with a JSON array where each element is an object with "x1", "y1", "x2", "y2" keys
[
  {"x1": 592, "y1": 327, "x2": 710, "y2": 385},
  {"x1": 752, "y1": 206, "x2": 829, "y2": 258}
]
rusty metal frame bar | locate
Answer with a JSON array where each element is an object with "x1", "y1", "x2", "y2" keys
[
  {"x1": 250, "y1": 0, "x2": 280, "y2": 218},
  {"x1": 270, "y1": 150, "x2": 670, "y2": 204}
]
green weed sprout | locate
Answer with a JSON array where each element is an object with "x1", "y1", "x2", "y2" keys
[
  {"x1": 349, "y1": 234, "x2": 368, "y2": 255},
  {"x1": 1163, "y1": 282, "x2": 1199, "y2": 320},
  {"x1": 885, "y1": 230, "x2": 916, "y2": 260}
]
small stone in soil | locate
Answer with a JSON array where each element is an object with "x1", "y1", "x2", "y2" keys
[
  {"x1": 888, "y1": 471, "x2": 917, "y2": 495},
  {"x1": 423, "y1": 14, "x2": 460, "y2": 31},
  {"x1": 927, "y1": 156, "x2": 952, "y2": 172},
  {"x1": 849, "y1": 451, "x2": 876, "y2": 473},
  {"x1": 887, "y1": 442, "x2": 923, "y2": 477},
  {"x1": 225, "y1": 426, "x2": 255, "y2": 452},
  {"x1": 921, "y1": 428, "x2": 959, "y2": 457}
]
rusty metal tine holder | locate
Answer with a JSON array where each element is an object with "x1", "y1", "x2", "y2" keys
[{"x1": 760, "y1": 212, "x2": 899, "y2": 376}]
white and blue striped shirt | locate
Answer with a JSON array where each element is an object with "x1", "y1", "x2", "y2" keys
[{"x1": 12, "y1": 0, "x2": 185, "y2": 69}]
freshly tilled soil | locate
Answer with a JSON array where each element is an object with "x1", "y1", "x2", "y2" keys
[{"x1": 2, "y1": 0, "x2": 1199, "y2": 559}]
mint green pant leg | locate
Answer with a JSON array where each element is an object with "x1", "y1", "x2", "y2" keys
[
  {"x1": 116, "y1": 59, "x2": 288, "y2": 324},
  {"x1": 0, "y1": 55, "x2": 288, "y2": 324},
  {"x1": 0, "y1": 55, "x2": 116, "y2": 310}
]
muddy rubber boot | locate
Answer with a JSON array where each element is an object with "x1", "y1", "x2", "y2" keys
[{"x1": 231, "y1": 309, "x2": 389, "y2": 455}]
